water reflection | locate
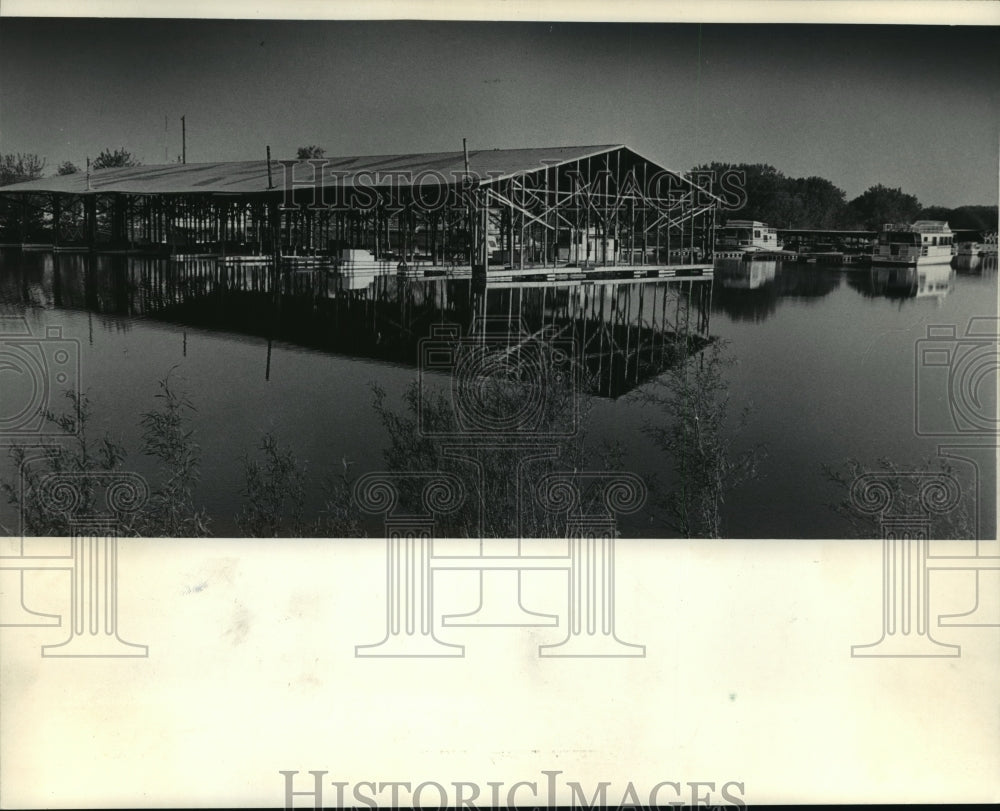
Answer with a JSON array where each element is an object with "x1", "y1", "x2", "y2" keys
[
  {"x1": 0, "y1": 251, "x2": 713, "y2": 399},
  {"x1": 848, "y1": 264, "x2": 955, "y2": 302},
  {"x1": 711, "y1": 258, "x2": 840, "y2": 322},
  {"x1": 953, "y1": 252, "x2": 998, "y2": 276}
]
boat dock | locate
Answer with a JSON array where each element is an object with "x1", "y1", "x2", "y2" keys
[
  {"x1": 714, "y1": 248, "x2": 870, "y2": 265},
  {"x1": 0, "y1": 144, "x2": 722, "y2": 283},
  {"x1": 713, "y1": 225, "x2": 876, "y2": 266}
]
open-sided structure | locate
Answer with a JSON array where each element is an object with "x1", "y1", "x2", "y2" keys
[{"x1": 0, "y1": 145, "x2": 721, "y2": 273}]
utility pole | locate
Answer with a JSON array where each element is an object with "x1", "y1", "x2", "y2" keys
[{"x1": 181, "y1": 116, "x2": 186, "y2": 164}]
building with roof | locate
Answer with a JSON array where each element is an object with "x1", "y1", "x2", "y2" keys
[{"x1": 0, "y1": 144, "x2": 720, "y2": 275}]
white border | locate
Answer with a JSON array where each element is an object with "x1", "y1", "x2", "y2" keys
[{"x1": 1, "y1": 0, "x2": 999, "y2": 24}]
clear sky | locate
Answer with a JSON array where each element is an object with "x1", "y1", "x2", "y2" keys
[{"x1": 1, "y1": 19, "x2": 997, "y2": 207}]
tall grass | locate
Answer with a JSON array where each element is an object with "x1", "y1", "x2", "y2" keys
[
  {"x1": 2, "y1": 390, "x2": 128, "y2": 536},
  {"x1": 138, "y1": 371, "x2": 210, "y2": 536},
  {"x1": 3, "y1": 375, "x2": 209, "y2": 537},
  {"x1": 236, "y1": 432, "x2": 306, "y2": 537}
]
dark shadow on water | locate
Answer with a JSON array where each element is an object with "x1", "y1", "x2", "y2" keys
[{"x1": 0, "y1": 250, "x2": 715, "y2": 399}]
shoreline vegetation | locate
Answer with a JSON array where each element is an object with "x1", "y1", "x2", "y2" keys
[
  {"x1": 3, "y1": 347, "x2": 980, "y2": 540},
  {"x1": 4, "y1": 339, "x2": 776, "y2": 539}
]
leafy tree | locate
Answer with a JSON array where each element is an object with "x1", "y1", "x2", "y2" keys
[
  {"x1": 0, "y1": 152, "x2": 46, "y2": 186},
  {"x1": 92, "y1": 147, "x2": 141, "y2": 170},
  {"x1": 790, "y1": 176, "x2": 847, "y2": 230},
  {"x1": 638, "y1": 338, "x2": 765, "y2": 538},
  {"x1": 845, "y1": 184, "x2": 921, "y2": 229},
  {"x1": 951, "y1": 205, "x2": 998, "y2": 231},
  {"x1": 57, "y1": 161, "x2": 80, "y2": 175},
  {"x1": 296, "y1": 145, "x2": 326, "y2": 159},
  {"x1": 711, "y1": 163, "x2": 791, "y2": 226},
  {"x1": 692, "y1": 162, "x2": 850, "y2": 229},
  {"x1": 919, "y1": 204, "x2": 997, "y2": 233},
  {"x1": 919, "y1": 205, "x2": 952, "y2": 222}
]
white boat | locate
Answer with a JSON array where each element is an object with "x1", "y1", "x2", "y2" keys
[
  {"x1": 955, "y1": 231, "x2": 997, "y2": 258},
  {"x1": 871, "y1": 220, "x2": 954, "y2": 267},
  {"x1": 715, "y1": 220, "x2": 782, "y2": 253}
]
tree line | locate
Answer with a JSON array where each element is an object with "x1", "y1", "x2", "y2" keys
[
  {"x1": 1, "y1": 148, "x2": 995, "y2": 233},
  {"x1": 0, "y1": 146, "x2": 324, "y2": 186},
  {"x1": 695, "y1": 161, "x2": 997, "y2": 232},
  {"x1": 0, "y1": 147, "x2": 141, "y2": 185}
]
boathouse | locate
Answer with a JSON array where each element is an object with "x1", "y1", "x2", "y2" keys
[{"x1": 0, "y1": 144, "x2": 721, "y2": 274}]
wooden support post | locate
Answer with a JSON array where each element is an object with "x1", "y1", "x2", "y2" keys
[
  {"x1": 112, "y1": 194, "x2": 126, "y2": 248},
  {"x1": 85, "y1": 195, "x2": 97, "y2": 249},
  {"x1": 52, "y1": 194, "x2": 62, "y2": 248},
  {"x1": 18, "y1": 196, "x2": 29, "y2": 244}
]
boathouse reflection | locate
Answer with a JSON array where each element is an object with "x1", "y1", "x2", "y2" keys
[{"x1": 1, "y1": 251, "x2": 714, "y2": 398}]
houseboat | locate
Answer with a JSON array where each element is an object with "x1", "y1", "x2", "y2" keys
[
  {"x1": 871, "y1": 220, "x2": 954, "y2": 267},
  {"x1": 955, "y1": 231, "x2": 997, "y2": 258},
  {"x1": 715, "y1": 220, "x2": 782, "y2": 254}
]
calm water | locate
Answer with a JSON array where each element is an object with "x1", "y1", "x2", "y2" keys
[{"x1": 0, "y1": 249, "x2": 996, "y2": 537}]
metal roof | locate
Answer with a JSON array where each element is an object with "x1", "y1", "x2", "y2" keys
[{"x1": 0, "y1": 144, "x2": 659, "y2": 195}]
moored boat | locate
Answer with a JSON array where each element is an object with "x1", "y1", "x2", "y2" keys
[
  {"x1": 871, "y1": 220, "x2": 954, "y2": 267},
  {"x1": 715, "y1": 220, "x2": 782, "y2": 253}
]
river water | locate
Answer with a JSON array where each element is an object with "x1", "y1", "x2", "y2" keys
[{"x1": 0, "y1": 249, "x2": 995, "y2": 538}]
